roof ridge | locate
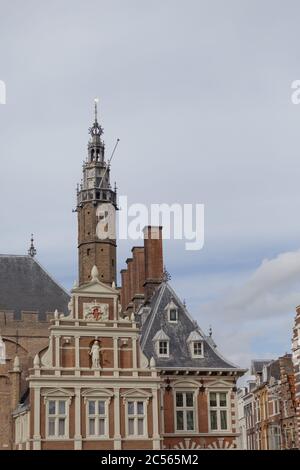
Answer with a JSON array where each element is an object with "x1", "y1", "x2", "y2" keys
[{"x1": 32, "y1": 258, "x2": 70, "y2": 297}]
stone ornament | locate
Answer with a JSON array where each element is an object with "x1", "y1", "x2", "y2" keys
[
  {"x1": 84, "y1": 301, "x2": 109, "y2": 321},
  {"x1": 89, "y1": 340, "x2": 101, "y2": 369}
]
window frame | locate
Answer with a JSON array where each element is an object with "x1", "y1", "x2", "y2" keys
[
  {"x1": 191, "y1": 341, "x2": 204, "y2": 358},
  {"x1": 45, "y1": 398, "x2": 70, "y2": 440},
  {"x1": 157, "y1": 340, "x2": 169, "y2": 358},
  {"x1": 174, "y1": 390, "x2": 197, "y2": 433},
  {"x1": 208, "y1": 391, "x2": 230, "y2": 433},
  {"x1": 125, "y1": 399, "x2": 148, "y2": 438},
  {"x1": 86, "y1": 398, "x2": 109, "y2": 439}
]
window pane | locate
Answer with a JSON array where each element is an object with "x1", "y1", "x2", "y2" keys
[
  {"x1": 187, "y1": 410, "x2": 194, "y2": 430},
  {"x1": 210, "y1": 410, "x2": 217, "y2": 430},
  {"x1": 170, "y1": 309, "x2": 177, "y2": 321},
  {"x1": 176, "y1": 411, "x2": 184, "y2": 430},
  {"x1": 176, "y1": 393, "x2": 183, "y2": 407},
  {"x1": 128, "y1": 418, "x2": 134, "y2": 435},
  {"x1": 138, "y1": 418, "x2": 144, "y2": 435},
  {"x1": 89, "y1": 401, "x2": 95, "y2": 415},
  {"x1": 194, "y1": 342, "x2": 202, "y2": 355},
  {"x1": 98, "y1": 401, "x2": 105, "y2": 415},
  {"x1": 58, "y1": 418, "x2": 65, "y2": 436},
  {"x1": 59, "y1": 401, "x2": 65, "y2": 415},
  {"x1": 159, "y1": 341, "x2": 167, "y2": 355},
  {"x1": 210, "y1": 393, "x2": 217, "y2": 407},
  {"x1": 219, "y1": 393, "x2": 227, "y2": 407},
  {"x1": 137, "y1": 402, "x2": 144, "y2": 415},
  {"x1": 99, "y1": 418, "x2": 105, "y2": 435},
  {"x1": 128, "y1": 402, "x2": 134, "y2": 415},
  {"x1": 89, "y1": 418, "x2": 95, "y2": 435},
  {"x1": 48, "y1": 418, "x2": 55, "y2": 436},
  {"x1": 186, "y1": 392, "x2": 193, "y2": 407},
  {"x1": 48, "y1": 400, "x2": 55, "y2": 415},
  {"x1": 220, "y1": 410, "x2": 227, "y2": 430}
]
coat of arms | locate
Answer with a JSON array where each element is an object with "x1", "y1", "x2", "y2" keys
[{"x1": 84, "y1": 302, "x2": 109, "y2": 321}]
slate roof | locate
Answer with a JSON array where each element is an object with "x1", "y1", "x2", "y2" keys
[
  {"x1": 251, "y1": 360, "x2": 273, "y2": 375},
  {"x1": 266, "y1": 360, "x2": 281, "y2": 382},
  {"x1": 139, "y1": 282, "x2": 241, "y2": 370},
  {"x1": 0, "y1": 255, "x2": 70, "y2": 320}
]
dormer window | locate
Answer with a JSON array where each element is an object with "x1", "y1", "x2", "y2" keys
[
  {"x1": 169, "y1": 309, "x2": 178, "y2": 322},
  {"x1": 165, "y1": 300, "x2": 179, "y2": 323},
  {"x1": 158, "y1": 341, "x2": 169, "y2": 357},
  {"x1": 193, "y1": 341, "x2": 203, "y2": 357},
  {"x1": 152, "y1": 330, "x2": 170, "y2": 358},
  {"x1": 187, "y1": 330, "x2": 204, "y2": 358}
]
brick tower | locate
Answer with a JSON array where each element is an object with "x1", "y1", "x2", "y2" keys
[{"x1": 77, "y1": 101, "x2": 117, "y2": 286}]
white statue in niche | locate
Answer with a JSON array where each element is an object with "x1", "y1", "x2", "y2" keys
[{"x1": 89, "y1": 340, "x2": 101, "y2": 368}]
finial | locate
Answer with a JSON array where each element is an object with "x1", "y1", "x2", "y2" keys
[
  {"x1": 94, "y1": 97, "x2": 99, "y2": 123},
  {"x1": 183, "y1": 299, "x2": 186, "y2": 308},
  {"x1": 13, "y1": 355, "x2": 20, "y2": 372},
  {"x1": 150, "y1": 357, "x2": 156, "y2": 368},
  {"x1": 54, "y1": 309, "x2": 59, "y2": 320},
  {"x1": 28, "y1": 234, "x2": 37, "y2": 258},
  {"x1": 209, "y1": 325, "x2": 212, "y2": 337},
  {"x1": 112, "y1": 280, "x2": 116, "y2": 289},
  {"x1": 33, "y1": 354, "x2": 40, "y2": 369},
  {"x1": 162, "y1": 266, "x2": 171, "y2": 282}
]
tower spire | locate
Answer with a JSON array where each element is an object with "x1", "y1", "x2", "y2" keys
[
  {"x1": 28, "y1": 234, "x2": 37, "y2": 258},
  {"x1": 94, "y1": 97, "x2": 99, "y2": 123}
]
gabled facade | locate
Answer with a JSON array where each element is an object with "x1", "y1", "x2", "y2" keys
[
  {"x1": 238, "y1": 355, "x2": 297, "y2": 450},
  {"x1": 11, "y1": 105, "x2": 244, "y2": 450}
]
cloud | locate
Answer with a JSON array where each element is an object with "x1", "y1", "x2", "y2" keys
[{"x1": 172, "y1": 249, "x2": 300, "y2": 368}]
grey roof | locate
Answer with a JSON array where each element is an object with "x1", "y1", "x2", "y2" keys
[
  {"x1": 0, "y1": 255, "x2": 70, "y2": 320},
  {"x1": 266, "y1": 360, "x2": 281, "y2": 382},
  {"x1": 140, "y1": 282, "x2": 241, "y2": 370},
  {"x1": 251, "y1": 359, "x2": 273, "y2": 375}
]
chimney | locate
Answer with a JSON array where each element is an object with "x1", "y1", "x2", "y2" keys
[
  {"x1": 131, "y1": 247, "x2": 145, "y2": 311},
  {"x1": 126, "y1": 258, "x2": 134, "y2": 314},
  {"x1": 143, "y1": 226, "x2": 163, "y2": 301},
  {"x1": 120, "y1": 269, "x2": 127, "y2": 312}
]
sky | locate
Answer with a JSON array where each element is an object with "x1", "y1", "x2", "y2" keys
[{"x1": 1, "y1": 0, "x2": 300, "y2": 369}]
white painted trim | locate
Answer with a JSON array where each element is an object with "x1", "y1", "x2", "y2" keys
[
  {"x1": 85, "y1": 397, "x2": 110, "y2": 439},
  {"x1": 172, "y1": 387, "x2": 199, "y2": 434}
]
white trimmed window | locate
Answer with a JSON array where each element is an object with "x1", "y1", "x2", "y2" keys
[
  {"x1": 165, "y1": 300, "x2": 179, "y2": 323},
  {"x1": 158, "y1": 340, "x2": 169, "y2": 357},
  {"x1": 175, "y1": 391, "x2": 195, "y2": 431},
  {"x1": 126, "y1": 400, "x2": 146, "y2": 437},
  {"x1": 47, "y1": 399, "x2": 68, "y2": 438},
  {"x1": 0, "y1": 336, "x2": 6, "y2": 364},
  {"x1": 87, "y1": 399, "x2": 108, "y2": 437},
  {"x1": 192, "y1": 341, "x2": 203, "y2": 357},
  {"x1": 169, "y1": 308, "x2": 178, "y2": 322},
  {"x1": 153, "y1": 330, "x2": 170, "y2": 358},
  {"x1": 209, "y1": 392, "x2": 229, "y2": 431}
]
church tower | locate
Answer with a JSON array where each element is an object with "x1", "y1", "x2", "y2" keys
[{"x1": 77, "y1": 101, "x2": 117, "y2": 286}]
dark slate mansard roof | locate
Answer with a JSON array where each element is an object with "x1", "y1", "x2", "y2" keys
[
  {"x1": 139, "y1": 281, "x2": 242, "y2": 371},
  {"x1": 0, "y1": 255, "x2": 70, "y2": 320}
]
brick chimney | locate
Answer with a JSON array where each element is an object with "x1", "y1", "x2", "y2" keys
[
  {"x1": 131, "y1": 247, "x2": 145, "y2": 311},
  {"x1": 143, "y1": 226, "x2": 163, "y2": 301},
  {"x1": 126, "y1": 258, "x2": 134, "y2": 315}
]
